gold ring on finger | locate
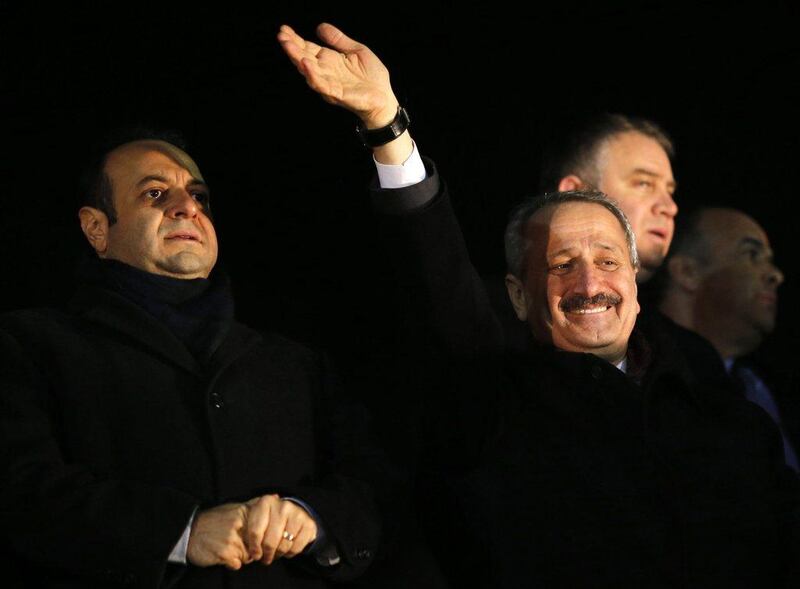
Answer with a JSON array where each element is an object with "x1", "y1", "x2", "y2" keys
[{"x1": 282, "y1": 530, "x2": 295, "y2": 542}]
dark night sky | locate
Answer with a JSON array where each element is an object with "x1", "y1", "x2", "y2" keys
[{"x1": 2, "y1": 3, "x2": 799, "y2": 367}]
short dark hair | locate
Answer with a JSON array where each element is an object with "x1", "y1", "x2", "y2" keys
[
  {"x1": 539, "y1": 113, "x2": 675, "y2": 192},
  {"x1": 504, "y1": 190, "x2": 639, "y2": 279},
  {"x1": 78, "y1": 127, "x2": 188, "y2": 225}
]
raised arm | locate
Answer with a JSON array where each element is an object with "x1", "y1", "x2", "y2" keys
[
  {"x1": 277, "y1": 23, "x2": 413, "y2": 166},
  {"x1": 278, "y1": 23, "x2": 505, "y2": 358}
]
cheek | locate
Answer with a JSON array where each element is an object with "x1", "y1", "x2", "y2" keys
[
  {"x1": 609, "y1": 191, "x2": 645, "y2": 227},
  {"x1": 205, "y1": 224, "x2": 220, "y2": 258},
  {"x1": 543, "y1": 277, "x2": 567, "y2": 321}
]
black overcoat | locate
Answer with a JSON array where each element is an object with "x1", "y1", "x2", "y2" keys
[
  {"x1": 371, "y1": 162, "x2": 800, "y2": 588},
  {"x1": 0, "y1": 281, "x2": 380, "y2": 588}
]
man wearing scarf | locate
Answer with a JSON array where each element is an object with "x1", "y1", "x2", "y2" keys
[{"x1": 0, "y1": 135, "x2": 380, "y2": 588}]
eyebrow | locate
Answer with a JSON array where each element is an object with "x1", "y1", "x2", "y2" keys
[
  {"x1": 738, "y1": 236, "x2": 775, "y2": 259},
  {"x1": 631, "y1": 167, "x2": 678, "y2": 191},
  {"x1": 739, "y1": 237, "x2": 764, "y2": 249},
  {"x1": 135, "y1": 175, "x2": 208, "y2": 190},
  {"x1": 549, "y1": 242, "x2": 621, "y2": 259}
]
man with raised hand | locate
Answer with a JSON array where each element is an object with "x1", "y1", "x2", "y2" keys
[{"x1": 279, "y1": 23, "x2": 799, "y2": 588}]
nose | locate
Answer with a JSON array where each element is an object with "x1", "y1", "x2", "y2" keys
[
  {"x1": 574, "y1": 263, "x2": 604, "y2": 297},
  {"x1": 765, "y1": 262, "x2": 784, "y2": 288},
  {"x1": 165, "y1": 189, "x2": 199, "y2": 220},
  {"x1": 653, "y1": 186, "x2": 678, "y2": 219}
]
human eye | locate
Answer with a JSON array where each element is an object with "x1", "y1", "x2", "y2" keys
[
  {"x1": 550, "y1": 261, "x2": 572, "y2": 274},
  {"x1": 743, "y1": 247, "x2": 762, "y2": 263},
  {"x1": 598, "y1": 258, "x2": 620, "y2": 270},
  {"x1": 144, "y1": 188, "x2": 164, "y2": 200},
  {"x1": 191, "y1": 190, "x2": 209, "y2": 205},
  {"x1": 634, "y1": 178, "x2": 653, "y2": 190}
]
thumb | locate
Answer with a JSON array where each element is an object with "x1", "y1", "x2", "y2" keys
[{"x1": 316, "y1": 22, "x2": 363, "y2": 52}]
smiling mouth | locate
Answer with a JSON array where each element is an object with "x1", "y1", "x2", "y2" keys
[{"x1": 569, "y1": 305, "x2": 613, "y2": 315}]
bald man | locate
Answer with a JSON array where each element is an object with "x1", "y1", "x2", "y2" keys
[{"x1": 660, "y1": 207, "x2": 799, "y2": 469}]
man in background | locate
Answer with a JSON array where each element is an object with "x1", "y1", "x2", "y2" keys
[
  {"x1": 540, "y1": 113, "x2": 678, "y2": 283},
  {"x1": 659, "y1": 206, "x2": 799, "y2": 470}
]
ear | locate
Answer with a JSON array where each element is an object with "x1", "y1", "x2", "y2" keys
[
  {"x1": 666, "y1": 255, "x2": 702, "y2": 292},
  {"x1": 557, "y1": 175, "x2": 587, "y2": 192},
  {"x1": 79, "y1": 206, "x2": 110, "y2": 256},
  {"x1": 505, "y1": 273, "x2": 530, "y2": 321}
]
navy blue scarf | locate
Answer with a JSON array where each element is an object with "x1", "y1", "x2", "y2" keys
[{"x1": 79, "y1": 257, "x2": 235, "y2": 363}]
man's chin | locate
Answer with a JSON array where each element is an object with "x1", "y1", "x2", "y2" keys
[
  {"x1": 554, "y1": 329, "x2": 620, "y2": 353},
  {"x1": 156, "y1": 254, "x2": 214, "y2": 279}
]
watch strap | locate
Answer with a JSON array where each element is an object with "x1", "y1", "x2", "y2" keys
[{"x1": 356, "y1": 106, "x2": 411, "y2": 148}]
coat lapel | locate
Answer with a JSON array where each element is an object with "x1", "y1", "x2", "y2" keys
[{"x1": 206, "y1": 322, "x2": 262, "y2": 376}]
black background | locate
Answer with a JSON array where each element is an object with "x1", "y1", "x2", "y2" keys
[{"x1": 2, "y1": 3, "x2": 799, "y2": 370}]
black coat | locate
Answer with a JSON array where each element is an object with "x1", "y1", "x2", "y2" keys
[
  {"x1": 0, "y1": 281, "x2": 380, "y2": 588},
  {"x1": 371, "y1": 162, "x2": 800, "y2": 588},
  {"x1": 736, "y1": 348, "x2": 800, "y2": 463}
]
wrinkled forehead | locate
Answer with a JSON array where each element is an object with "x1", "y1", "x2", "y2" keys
[
  {"x1": 105, "y1": 139, "x2": 204, "y2": 181},
  {"x1": 527, "y1": 201, "x2": 628, "y2": 250}
]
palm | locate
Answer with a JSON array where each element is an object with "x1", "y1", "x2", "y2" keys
[{"x1": 278, "y1": 24, "x2": 396, "y2": 123}]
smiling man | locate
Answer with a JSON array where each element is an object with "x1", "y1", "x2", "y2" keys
[
  {"x1": 504, "y1": 192, "x2": 640, "y2": 365},
  {"x1": 280, "y1": 22, "x2": 800, "y2": 588},
  {"x1": 0, "y1": 132, "x2": 380, "y2": 589}
]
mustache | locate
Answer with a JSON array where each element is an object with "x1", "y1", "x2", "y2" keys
[{"x1": 560, "y1": 292, "x2": 622, "y2": 313}]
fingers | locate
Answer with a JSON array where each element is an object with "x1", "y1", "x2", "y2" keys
[
  {"x1": 223, "y1": 555, "x2": 244, "y2": 571},
  {"x1": 316, "y1": 22, "x2": 363, "y2": 53},
  {"x1": 277, "y1": 24, "x2": 324, "y2": 66},
  {"x1": 187, "y1": 503, "x2": 250, "y2": 570},
  {"x1": 213, "y1": 530, "x2": 249, "y2": 570},
  {"x1": 283, "y1": 524, "x2": 317, "y2": 558},
  {"x1": 244, "y1": 494, "x2": 276, "y2": 561},
  {"x1": 260, "y1": 507, "x2": 286, "y2": 565},
  {"x1": 222, "y1": 523, "x2": 250, "y2": 570},
  {"x1": 273, "y1": 528, "x2": 298, "y2": 560},
  {"x1": 249, "y1": 496, "x2": 318, "y2": 565},
  {"x1": 278, "y1": 26, "x2": 344, "y2": 102}
]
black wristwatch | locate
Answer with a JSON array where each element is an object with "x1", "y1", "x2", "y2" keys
[{"x1": 355, "y1": 106, "x2": 411, "y2": 148}]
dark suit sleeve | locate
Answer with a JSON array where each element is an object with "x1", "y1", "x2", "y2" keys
[
  {"x1": 0, "y1": 329, "x2": 198, "y2": 589},
  {"x1": 370, "y1": 158, "x2": 505, "y2": 358}
]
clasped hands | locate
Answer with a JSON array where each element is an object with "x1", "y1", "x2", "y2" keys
[{"x1": 187, "y1": 494, "x2": 318, "y2": 570}]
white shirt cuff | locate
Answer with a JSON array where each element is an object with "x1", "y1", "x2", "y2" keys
[
  {"x1": 168, "y1": 509, "x2": 196, "y2": 565},
  {"x1": 374, "y1": 141, "x2": 427, "y2": 189}
]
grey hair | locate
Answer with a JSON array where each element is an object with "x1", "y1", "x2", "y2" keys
[{"x1": 504, "y1": 190, "x2": 640, "y2": 279}]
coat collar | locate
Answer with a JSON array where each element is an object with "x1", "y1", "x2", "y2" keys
[
  {"x1": 69, "y1": 284, "x2": 261, "y2": 376},
  {"x1": 506, "y1": 319, "x2": 703, "y2": 414}
]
